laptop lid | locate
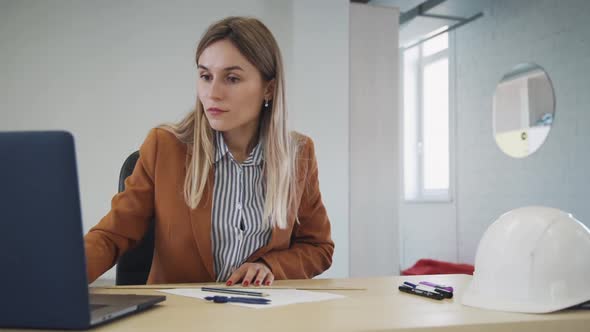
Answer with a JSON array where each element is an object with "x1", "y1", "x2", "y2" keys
[{"x1": 0, "y1": 131, "x2": 92, "y2": 329}]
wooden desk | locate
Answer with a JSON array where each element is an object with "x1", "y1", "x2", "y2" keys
[{"x1": 3, "y1": 275, "x2": 590, "y2": 331}]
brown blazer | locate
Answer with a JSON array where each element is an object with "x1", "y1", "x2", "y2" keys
[{"x1": 84, "y1": 128, "x2": 334, "y2": 284}]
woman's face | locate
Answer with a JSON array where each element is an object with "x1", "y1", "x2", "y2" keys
[{"x1": 197, "y1": 39, "x2": 270, "y2": 134}]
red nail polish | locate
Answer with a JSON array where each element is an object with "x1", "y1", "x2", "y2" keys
[
  {"x1": 243, "y1": 281, "x2": 249, "y2": 286},
  {"x1": 255, "y1": 280, "x2": 260, "y2": 286},
  {"x1": 265, "y1": 281, "x2": 270, "y2": 286},
  {"x1": 226, "y1": 281, "x2": 233, "y2": 286}
]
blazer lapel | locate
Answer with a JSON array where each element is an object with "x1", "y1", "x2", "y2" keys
[
  {"x1": 248, "y1": 203, "x2": 297, "y2": 262},
  {"x1": 248, "y1": 157, "x2": 307, "y2": 263},
  {"x1": 189, "y1": 168, "x2": 215, "y2": 280}
]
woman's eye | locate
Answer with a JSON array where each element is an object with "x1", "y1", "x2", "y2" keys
[
  {"x1": 199, "y1": 74, "x2": 211, "y2": 81},
  {"x1": 227, "y1": 76, "x2": 240, "y2": 83}
]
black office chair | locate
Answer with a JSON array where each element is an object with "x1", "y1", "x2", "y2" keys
[{"x1": 115, "y1": 151, "x2": 156, "y2": 285}]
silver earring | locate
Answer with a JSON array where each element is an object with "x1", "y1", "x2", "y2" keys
[{"x1": 264, "y1": 99, "x2": 269, "y2": 108}]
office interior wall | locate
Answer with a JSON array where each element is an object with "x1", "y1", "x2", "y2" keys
[{"x1": 349, "y1": 3, "x2": 400, "y2": 277}]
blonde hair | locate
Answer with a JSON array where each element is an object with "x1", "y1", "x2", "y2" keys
[{"x1": 159, "y1": 17, "x2": 299, "y2": 229}]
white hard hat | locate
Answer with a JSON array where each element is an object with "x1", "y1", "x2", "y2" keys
[{"x1": 462, "y1": 206, "x2": 590, "y2": 313}]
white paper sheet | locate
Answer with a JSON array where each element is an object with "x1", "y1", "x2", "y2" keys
[{"x1": 159, "y1": 288, "x2": 345, "y2": 309}]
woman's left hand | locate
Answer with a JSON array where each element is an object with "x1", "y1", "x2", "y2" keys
[{"x1": 226, "y1": 262, "x2": 274, "y2": 287}]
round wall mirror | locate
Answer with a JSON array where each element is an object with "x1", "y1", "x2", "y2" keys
[{"x1": 493, "y1": 63, "x2": 555, "y2": 158}]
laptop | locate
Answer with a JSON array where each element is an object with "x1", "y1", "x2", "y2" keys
[{"x1": 0, "y1": 131, "x2": 165, "y2": 329}]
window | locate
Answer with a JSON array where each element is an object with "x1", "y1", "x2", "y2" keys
[{"x1": 403, "y1": 32, "x2": 451, "y2": 201}]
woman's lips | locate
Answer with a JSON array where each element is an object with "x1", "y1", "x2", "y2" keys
[{"x1": 207, "y1": 107, "x2": 227, "y2": 116}]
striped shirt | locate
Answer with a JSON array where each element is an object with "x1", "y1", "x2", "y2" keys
[{"x1": 211, "y1": 131, "x2": 271, "y2": 281}]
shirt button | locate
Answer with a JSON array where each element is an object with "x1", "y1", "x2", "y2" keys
[{"x1": 236, "y1": 203, "x2": 242, "y2": 210}]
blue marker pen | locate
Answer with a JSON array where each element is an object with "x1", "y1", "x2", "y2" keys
[
  {"x1": 419, "y1": 281, "x2": 454, "y2": 293},
  {"x1": 418, "y1": 281, "x2": 453, "y2": 299},
  {"x1": 403, "y1": 281, "x2": 418, "y2": 288}
]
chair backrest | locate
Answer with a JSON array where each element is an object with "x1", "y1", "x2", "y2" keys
[{"x1": 115, "y1": 151, "x2": 155, "y2": 285}]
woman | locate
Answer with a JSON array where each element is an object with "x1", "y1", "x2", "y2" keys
[{"x1": 84, "y1": 16, "x2": 334, "y2": 287}]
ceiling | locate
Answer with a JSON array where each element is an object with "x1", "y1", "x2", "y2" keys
[{"x1": 363, "y1": 0, "x2": 490, "y2": 47}]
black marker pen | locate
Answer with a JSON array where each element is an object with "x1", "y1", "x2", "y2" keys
[{"x1": 398, "y1": 285, "x2": 444, "y2": 300}]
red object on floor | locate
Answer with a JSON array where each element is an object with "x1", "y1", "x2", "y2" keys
[{"x1": 401, "y1": 259, "x2": 474, "y2": 275}]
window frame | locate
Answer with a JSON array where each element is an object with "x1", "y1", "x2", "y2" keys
[{"x1": 401, "y1": 32, "x2": 455, "y2": 203}]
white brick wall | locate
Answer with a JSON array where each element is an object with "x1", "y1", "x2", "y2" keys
[
  {"x1": 400, "y1": 0, "x2": 590, "y2": 268},
  {"x1": 455, "y1": 0, "x2": 590, "y2": 263}
]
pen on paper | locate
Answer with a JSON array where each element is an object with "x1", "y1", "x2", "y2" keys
[
  {"x1": 201, "y1": 286, "x2": 270, "y2": 297},
  {"x1": 205, "y1": 295, "x2": 271, "y2": 305}
]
